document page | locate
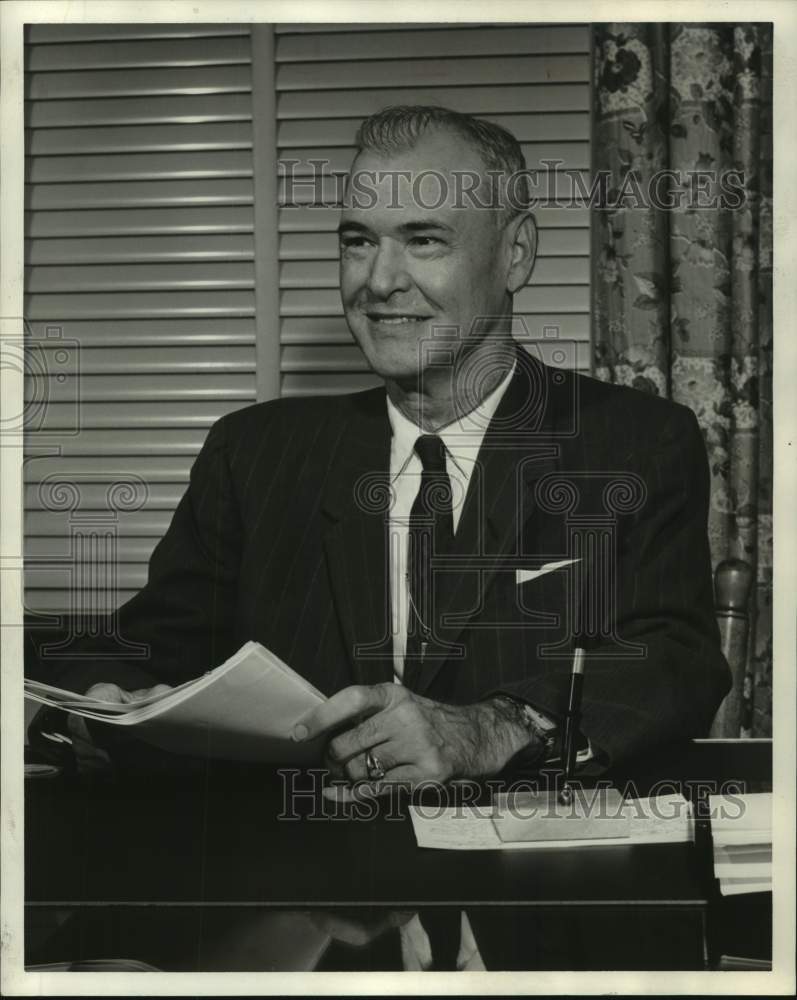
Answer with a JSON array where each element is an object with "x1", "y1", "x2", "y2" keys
[{"x1": 409, "y1": 794, "x2": 693, "y2": 851}]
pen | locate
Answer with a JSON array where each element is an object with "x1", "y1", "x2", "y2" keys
[{"x1": 558, "y1": 646, "x2": 585, "y2": 806}]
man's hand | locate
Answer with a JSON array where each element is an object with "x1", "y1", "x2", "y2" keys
[
  {"x1": 65, "y1": 683, "x2": 172, "y2": 773},
  {"x1": 293, "y1": 683, "x2": 538, "y2": 787},
  {"x1": 85, "y1": 682, "x2": 172, "y2": 704}
]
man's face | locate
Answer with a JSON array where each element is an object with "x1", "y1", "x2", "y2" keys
[{"x1": 338, "y1": 130, "x2": 512, "y2": 383}]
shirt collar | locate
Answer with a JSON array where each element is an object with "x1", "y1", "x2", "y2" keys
[{"x1": 386, "y1": 359, "x2": 516, "y2": 478}]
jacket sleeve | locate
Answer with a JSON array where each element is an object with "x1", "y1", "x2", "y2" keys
[
  {"x1": 28, "y1": 416, "x2": 244, "y2": 695},
  {"x1": 494, "y1": 405, "x2": 732, "y2": 770}
]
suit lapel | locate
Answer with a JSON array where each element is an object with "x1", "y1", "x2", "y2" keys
[
  {"x1": 408, "y1": 351, "x2": 564, "y2": 696},
  {"x1": 321, "y1": 390, "x2": 395, "y2": 687}
]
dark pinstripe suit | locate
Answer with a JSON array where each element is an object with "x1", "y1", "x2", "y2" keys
[{"x1": 50, "y1": 348, "x2": 730, "y2": 769}]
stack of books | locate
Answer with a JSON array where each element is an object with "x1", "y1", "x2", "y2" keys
[{"x1": 709, "y1": 793, "x2": 772, "y2": 896}]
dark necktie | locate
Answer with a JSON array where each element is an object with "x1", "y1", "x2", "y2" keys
[
  {"x1": 403, "y1": 437, "x2": 462, "y2": 966},
  {"x1": 403, "y1": 434, "x2": 454, "y2": 688}
]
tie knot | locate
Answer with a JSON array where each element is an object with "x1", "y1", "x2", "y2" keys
[{"x1": 414, "y1": 434, "x2": 447, "y2": 473}]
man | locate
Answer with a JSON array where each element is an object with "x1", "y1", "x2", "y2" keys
[{"x1": 36, "y1": 106, "x2": 731, "y2": 786}]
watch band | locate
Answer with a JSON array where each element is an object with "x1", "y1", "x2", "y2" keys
[{"x1": 492, "y1": 694, "x2": 559, "y2": 763}]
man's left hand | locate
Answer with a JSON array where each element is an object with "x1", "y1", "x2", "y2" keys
[{"x1": 293, "y1": 683, "x2": 535, "y2": 788}]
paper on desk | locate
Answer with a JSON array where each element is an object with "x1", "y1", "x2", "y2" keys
[
  {"x1": 709, "y1": 792, "x2": 771, "y2": 843},
  {"x1": 719, "y1": 878, "x2": 772, "y2": 897},
  {"x1": 25, "y1": 641, "x2": 326, "y2": 764},
  {"x1": 708, "y1": 793, "x2": 771, "y2": 896},
  {"x1": 713, "y1": 844, "x2": 772, "y2": 879},
  {"x1": 409, "y1": 794, "x2": 693, "y2": 850}
]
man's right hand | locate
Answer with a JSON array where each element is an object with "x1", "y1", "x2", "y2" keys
[
  {"x1": 69, "y1": 683, "x2": 173, "y2": 773},
  {"x1": 85, "y1": 682, "x2": 172, "y2": 704}
]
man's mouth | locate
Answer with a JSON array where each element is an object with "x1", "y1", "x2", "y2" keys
[{"x1": 365, "y1": 312, "x2": 431, "y2": 325}]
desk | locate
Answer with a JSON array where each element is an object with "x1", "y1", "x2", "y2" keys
[{"x1": 24, "y1": 739, "x2": 772, "y2": 972}]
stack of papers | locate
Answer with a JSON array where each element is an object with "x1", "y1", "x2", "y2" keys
[
  {"x1": 410, "y1": 793, "x2": 694, "y2": 850},
  {"x1": 24, "y1": 641, "x2": 326, "y2": 764},
  {"x1": 710, "y1": 793, "x2": 772, "y2": 896}
]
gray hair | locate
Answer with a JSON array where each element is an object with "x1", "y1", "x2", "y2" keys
[{"x1": 353, "y1": 105, "x2": 530, "y2": 221}]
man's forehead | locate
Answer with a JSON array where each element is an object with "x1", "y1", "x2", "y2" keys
[
  {"x1": 342, "y1": 132, "x2": 499, "y2": 223},
  {"x1": 350, "y1": 128, "x2": 487, "y2": 175}
]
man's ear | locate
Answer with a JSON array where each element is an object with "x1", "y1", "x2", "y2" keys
[{"x1": 506, "y1": 213, "x2": 537, "y2": 295}]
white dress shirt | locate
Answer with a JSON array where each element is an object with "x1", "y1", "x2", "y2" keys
[{"x1": 386, "y1": 362, "x2": 515, "y2": 681}]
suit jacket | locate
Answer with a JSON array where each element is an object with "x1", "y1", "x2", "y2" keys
[{"x1": 42, "y1": 349, "x2": 731, "y2": 769}]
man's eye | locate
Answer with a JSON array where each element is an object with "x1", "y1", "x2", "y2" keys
[
  {"x1": 339, "y1": 235, "x2": 371, "y2": 252},
  {"x1": 410, "y1": 236, "x2": 441, "y2": 248}
]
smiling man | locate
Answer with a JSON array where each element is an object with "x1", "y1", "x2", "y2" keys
[{"x1": 36, "y1": 106, "x2": 731, "y2": 791}]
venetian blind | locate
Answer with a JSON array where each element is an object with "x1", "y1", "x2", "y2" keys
[
  {"x1": 274, "y1": 22, "x2": 591, "y2": 398},
  {"x1": 23, "y1": 24, "x2": 258, "y2": 613}
]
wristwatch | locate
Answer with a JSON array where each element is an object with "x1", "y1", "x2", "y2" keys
[{"x1": 492, "y1": 694, "x2": 560, "y2": 765}]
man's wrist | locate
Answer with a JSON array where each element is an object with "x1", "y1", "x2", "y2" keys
[
  {"x1": 489, "y1": 694, "x2": 558, "y2": 766},
  {"x1": 472, "y1": 695, "x2": 550, "y2": 775}
]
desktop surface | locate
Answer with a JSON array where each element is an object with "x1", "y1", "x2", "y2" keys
[{"x1": 24, "y1": 738, "x2": 772, "y2": 971}]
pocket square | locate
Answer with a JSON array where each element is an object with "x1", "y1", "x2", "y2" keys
[{"x1": 515, "y1": 558, "x2": 579, "y2": 585}]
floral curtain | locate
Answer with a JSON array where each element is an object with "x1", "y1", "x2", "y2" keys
[{"x1": 591, "y1": 24, "x2": 773, "y2": 736}]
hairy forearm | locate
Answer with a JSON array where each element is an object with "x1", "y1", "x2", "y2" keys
[{"x1": 430, "y1": 696, "x2": 542, "y2": 779}]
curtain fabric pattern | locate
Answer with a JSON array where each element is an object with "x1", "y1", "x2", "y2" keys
[{"x1": 591, "y1": 23, "x2": 773, "y2": 735}]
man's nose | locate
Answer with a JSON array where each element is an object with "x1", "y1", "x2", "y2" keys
[{"x1": 366, "y1": 241, "x2": 411, "y2": 298}]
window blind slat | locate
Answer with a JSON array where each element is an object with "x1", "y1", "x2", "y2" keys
[
  {"x1": 26, "y1": 537, "x2": 161, "y2": 563},
  {"x1": 276, "y1": 25, "x2": 589, "y2": 61},
  {"x1": 28, "y1": 151, "x2": 254, "y2": 184},
  {"x1": 273, "y1": 23, "x2": 573, "y2": 35},
  {"x1": 27, "y1": 262, "x2": 255, "y2": 293},
  {"x1": 27, "y1": 206, "x2": 256, "y2": 237},
  {"x1": 26, "y1": 234, "x2": 255, "y2": 265},
  {"x1": 28, "y1": 179, "x2": 254, "y2": 211},
  {"x1": 24, "y1": 583, "x2": 144, "y2": 611},
  {"x1": 37, "y1": 400, "x2": 244, "y2": 430},
  {"x1": 28, "y1": 122, "x2": 254, "y2": 155},
  {"x1": 26, "y1": 65, "x2": 253, "y2": 100},
  {"x1": 26, "y1": 318, "x2": 256, "y2": 346},
  {"x1": 27, "y1": 511, "x2": 173, "y2": 537},
  {"x1": 27, "y1": 24, "x2": 251, "y2": 44},
  {"x1": 27, "y1": 36, "x2": 253, "y2": 72},
  {"x1": 25, "y1": 373, "x2": 255, "y2": 402},
  {"x1": 278, "y1": 54, "x2": 588, "y2": 90},
  {"x1": 25, "y1": 291, "x2": 255, "y2": 320},
  {"x1": 24, "y1": 456, "x2": 193, "y2": 482},
  {"x1": 27, "y1": 429, "x2": 207, "y2": 456},
  {"x1": 30, "y1": 345, "x2": 256, "y2": 374},
  {"x1": 29, "y1": 93, "x2": 252, "y2": 129},
  {"x1": 25, "y1": 483, "x2": 184, "y2": 511}
]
